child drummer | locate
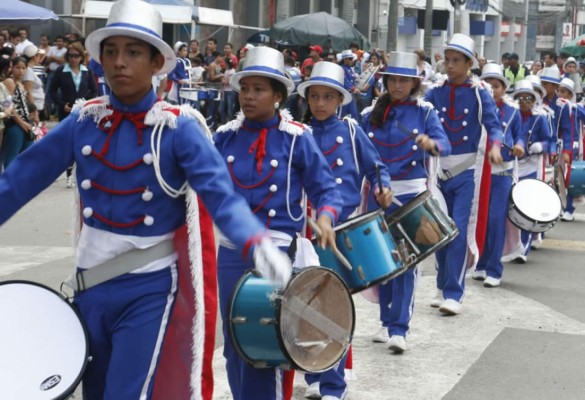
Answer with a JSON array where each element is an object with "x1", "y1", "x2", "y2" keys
[
  {"x1": 297, "y1": 60, "x2": 393, "y2": 399},
  {"x1": 361, "y1": 52, "x2": 450, "y2": 350}
]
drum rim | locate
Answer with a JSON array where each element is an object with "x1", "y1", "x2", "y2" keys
[
  {"x1": 509, "y1": 178, "x2": 562, "y2": 224},
  {"x1": 385, "y1": 190, "x2": 431, "y2": 223},
  {"x1": 0, "y1": 280, "x2": 90, "y2": 399},
  {"x1": 330, "y1": 209, "x2": 386, "y2": 232},
  {"x1": 275, "y1": 267, "x2": 356, "y2": 373}
]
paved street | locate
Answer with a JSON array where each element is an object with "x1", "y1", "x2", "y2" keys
[{"x1": 1, "y1": 178, "x2": 585, "y2": 399}]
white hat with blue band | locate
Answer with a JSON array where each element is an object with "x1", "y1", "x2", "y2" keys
[
  {"x1": 297, "y1": 61, "x2": 352, "y2": 105},
  {"x1": 442, "y1": 33, "x2": 478, "y2": 69},
  {"x1": 380, "y1": 51, "x2": 421, "y2": 78}
]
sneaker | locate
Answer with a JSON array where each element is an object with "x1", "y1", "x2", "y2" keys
[
  {"x1": 66, "y1": 176, "x2": 73, "y2": 188},
  {"x1": 471, "y1": 269, "x2": 486, "y2": 281},
  {"x1": 439, "y1": 299, "x2": 462, "y2": 315},
  {"x1": 371, "y1": 327, "x2": 390, "y2": 343},
  {"x1": 483, "y1": 276, "x2": 501, "y2": 288},
  {"x1": 561, "y1": 211, "x2": 575, "y2": 221},
  {"x1": 388, "y1": 335, "x2": 407, "y2": 353},
  {"x1": 304, "y1": 382, "x2": 321, "y2": 399},
  {"x1": 514, "y1": 255, "x2": 527, "y2": 264},
  {"x1": 531, "y1": 235, "x2": 543, "y2": 250},
  {"x1": 430, "y1": 290, "x2": 443, "y2": 308}
]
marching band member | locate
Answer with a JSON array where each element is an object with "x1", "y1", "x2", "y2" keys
[
  {"x1": 424, "y1": 34, "x2": 504, "y2": 315},
  {"x1": 473, "y1": 64, "x2": 524, "y2": 287},
  {"x1": 338, "y1": 49, "x2": 360, "y2": 121},
  {"x1": 361, "y1": 52, "x2": 450, "y2": 349},
  {"x1": 297, "y1": 60, "x2": 393, "y2": 399},
  {"x1": 167, "y1": 41, "x2": 191, "y2": 105},
  {"x1": 214, "y1": 46, "x2": 343, "y2": 400},
  {"x1": 513, "y1": 79, "x2": 552, "y2": 262},
  {"x1": 0, "y1": 1, "x2": 292, "y2": 399}
]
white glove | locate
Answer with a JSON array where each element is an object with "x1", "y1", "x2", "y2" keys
[
  {"x1": 529, "y1": 142, "x2": 543, "y2": 155},
  {"x1": 253, "y1": 237, "x2": 292, "y2": 285}
]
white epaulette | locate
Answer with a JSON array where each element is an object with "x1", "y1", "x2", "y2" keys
[
  {"x1": 470, "y1": 76, "x2": 489, "y2": 92},
  {"x1": 556, "y1": 97, "x2": 575, "y2": 109},
  {"x1": 416, "y1": 97, "x2": 435, "y2": 110},
  {"x1": 216, "y1": 111, "x2": 245, "y2": 134},
  {"x1": 502, "y1": 95, "x2": 519, "y2": 109},
  {"x1": 76, "y1": 96, "x2": 112, "y2": 123},
  {"x1": 360, "y1": 104, "x2": 374, "y2": 116},
  {"x1": 216, "y1": 109, "x2": 306, "y2": 136},
  {"x1": 531, "y1": 107, "x2": 549, "y2": 117},
  {"x1": 342, "y1": 115, "x2": 358, "y2": 126}
]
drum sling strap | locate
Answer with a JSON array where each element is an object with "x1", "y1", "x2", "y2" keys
[
  {"x1": 64, "y1": 239, "x2": 175, "y2": 292},
  {"x1": 440, "y1": 154, "x2": 477, "y2": 180}
]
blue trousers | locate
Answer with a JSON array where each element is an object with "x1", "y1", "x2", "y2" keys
[
  {"x1": 436, "y1": 169, "x2": 475, "y2": 302},
  {"x1": 0, "y1": 124, "x2": 34, "y2": 169},
  {"x1": 74, "y1": 266, "x2": 177, "y2": 400},
  {"x1": 377, "y1": 192, "x2": 419, "y2": 337},
  {"x1": 476, "y1": 173, "x2": 513, "y2": 279},
  {"x1": 304, "y1": 353, "x2": 348, "y2": 398},
  {"x1": 218, "y1": 246, "x2": 287, "y2": 400}
]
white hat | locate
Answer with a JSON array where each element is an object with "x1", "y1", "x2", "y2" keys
[
  {"x1": 22, "y1": 45, "x2": 39, "y2": 58},
  {"x1": 443, "y1": 33, "x2": 478, "y2": 69},
  {"x1": 230, "y1": 46, "x2": 295, "y2": 96},
  {"x1": 336, "y1": 49, "x2": 357, "y2": 62},
  {"x1": 524, "y1": 75, "x2": 545, "y2": 98},
  {"x1": 173, "y1": 41, "x2": 187, "y2": 53},
  {"x1": 381, "y1": 51, "x2": 421, "y2": 79},
  {"x1": 480, "y1": 63, "x2": 508, "y2": 88},
  {"x1": 563, "y1": 57, "x2": 577, "y2": 71},
  {"x1": 86, "y1": 0, "x2": 176, "y2": 75},
  {"x1": 559, "y1": 77, "x2": 576, "y2": 101},
  {"x1": 297, "y1": 61, "x2": 352, "y2": 105},
  {"x1": 513, "y1": 79, "x2": 541, "y2": 104},
  {"x1": 540, "y1": 67, "x2": 561, "y2": 84}
]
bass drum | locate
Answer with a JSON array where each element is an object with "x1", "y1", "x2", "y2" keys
[{"x1": 0, "y1": 281, "x2": 89, "y2": 400}]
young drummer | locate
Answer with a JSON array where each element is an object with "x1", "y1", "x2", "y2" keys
[
  {"x1": 424, "y1": 34, "x2": 503, "y2": 315},
  {"x1": 214, "y1": 46, "x2": 343, "y2": 400},
  {"x1": 297, "y1": 60, "x2": 393, "y2": 400},
  {"x1": 472, "y1": 64, "x2": 524, "y2": 287},
  {"x1": 361, "y1": 52, "x2": 450, "y2": 348},
  {"x1": 0, "y1": 1, "x2": 291, "y2": 399}
]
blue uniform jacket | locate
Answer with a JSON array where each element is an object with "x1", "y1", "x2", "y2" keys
[
  {"x1": 168, "y1": 57, "x2": 190, "y2": 84},
  {"x1": 518, "y1": 110, "x2": 551, "y2": 159},
  {"x1": 214, "y1": 112, "x2": 343, "y2": 237},
  {"x1": 309, "y1": 115, "x2": 390, "y2": 221},
  {"x1": 543, "y1": 95, "x2": 573, "y2": 154},
  {"x1": 0, "y1": 90, "x2": 265, "y2": 249},
  {"x1": 341, "y1": 64, "x2": 356, "y2": 91},
  {"x1": 425, "y1": 78, "x2": 504, "y2": 152},
  {"x1": 496, "y1": 99, "x2": 524, "y2": 162},
  {"x1": 360, "y1": 98, "x2": 451, "y2": 181}
]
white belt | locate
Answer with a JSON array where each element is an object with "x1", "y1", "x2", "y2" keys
[
  {"x1": 390, "y1": 178, "x2": 427, "y2": 196},
  {"x1": 219, "y1": 229, "x2": 294, "y2": 249}
]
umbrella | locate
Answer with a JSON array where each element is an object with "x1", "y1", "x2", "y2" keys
[
  {"x1": 560, "y1": 34, "x2": 585, "y2": 58},
  {"x1": 269, "y1": 12, "x2": 370, "y2": 52},
  {"x1": 0, "y1": 0, "x2": 58, "y2": 23}
]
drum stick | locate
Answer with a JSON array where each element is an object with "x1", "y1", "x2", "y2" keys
[{"x1": 307, "y1": 218, "x2": 353, "y2": 271}]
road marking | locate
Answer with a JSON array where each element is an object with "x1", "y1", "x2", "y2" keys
[
  {"x1": 539, "y1": 238, "x2": 585, "y2": 251},
  {"x1": 0, "y1": 246, "x2": 73, "y2": 277}
]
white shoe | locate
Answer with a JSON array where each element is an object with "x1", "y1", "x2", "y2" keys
[
  {"x1": 371, "y1": 327, "x2": 390, "y2": 343},
  {"x1": 531, "y1": 234, "x2": 543, "y2": 249},
  {"x1": 561, "y1": 211, "x2": 575, "y2": 221},
  {"x1": 439, "y1": 299, "x2": 462, "y2": 315},
  {"x1": 430, "y1": 290, "x2": 443, "y2": 308},
  {"x1": 388, "y1": 335, "x2": 407, "y2": 353},
  {"x1": 472, "y1": 269, "x2": 486, "y2": 281},
  {"x1": 304, "y1": 382, "x2": 321, "y2": 399},
  {"x1": 483, "y1": 276, "x2": 501, "y2": 288},
  {"x1": 66, "y1": 176, "x2": 73, "y2": 188},
  {"x1": 514, "y1": 255, "x2": 527, "y2": 264}
]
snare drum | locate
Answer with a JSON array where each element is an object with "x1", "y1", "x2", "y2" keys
[
  {"x1": 386, "y1": 191, "x2": 459, "y2": 269},
  {"x1": 508, "y1": 178, "x2": 562, "y2": 232},
  {"x1": 568, "y1": 161, "x2": 585, "y2": 197},
  {"x1": 0, "y1": 281, "x2": 89, "y2": 400},
  {"x1": 228, "y1": 267, "x2": 354, "y2": 373},
  {"x1": 313, "y1": 210, "x2": 405, "y2": 293}
]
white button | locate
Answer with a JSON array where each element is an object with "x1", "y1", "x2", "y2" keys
[
  {"x1": 227, "y1": 155, "x2": 235, "y2": 163},
  {"x1": 143, "y1": 153, "x2": 153, "y2": 165},
  {"x1": 462, "y1": 121, "x2": 467, "y2": 127},
  {"x1": 464, "y1": 108, "x2": 469, "y2": 114},
  {"x1": 268, "y1": 209, "x2": 276, "y2": 217},
  {"x1": 81, "y1": 179, "x2": 92, "y2": 190},
  {"x1": 81, "y1": 145, "x2": 92, "y2": 156},
  {"x1": 440, "y1": 117, "x2": 445, "y2": 123},
  {"x1": 269, "y1": 184, "x2": 278, "y2": 192},
  {"x1": 336, "y1": 177, "x2": 343, "y2": 184},
  {"x1": 144, "y1": 215, "x2": 154, "y2": 226},
  {"x1": 412, "y1": 129, "x2": 419, "y2": 134},
  {"x1": 442, "y1": 107, "x2": 447, "y2": 112},
  {"x1": 270, "y1": 159, "x2": 279, "y2": 168},
  {"x1": 502, "y1": 122, "x2": 508, "y2": 127},
  {"x1": 368, "y1": 132, "x2": 374, "y2": 138},
  {"x1": 336, "y1": 158, "x2": 343, "y2": 166},
  {"x1": 83, "y1": 207, "x2": 93, "y2": 218},
  {"x1": 411, "y1": 161, "x2": 417, "y2": 166},
  {"x1": 412, "y1": 145, "x2": 418, "y2": 151},
  {"x1": 463, "y1": 136, "x2": 469, "y2": 141},
  {"x1": 336, "y1": 136, "x2": 344, "y2": 144},
  {"x1": 528, "y1": 130, "x2": 532, "y2": 134},
  {"x1": 142, "y1": 189, "x2": 153, "y2": 202}
]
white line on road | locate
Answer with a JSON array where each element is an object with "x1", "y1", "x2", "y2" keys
[{"x1": 0, "y1": 246, "x2": 74, "y2": 277}]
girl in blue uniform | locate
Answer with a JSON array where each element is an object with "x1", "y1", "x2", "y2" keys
[
  {"x1": 424, "y1": 34, "x2": 504, "y2": 315},
  {"x1": 297, "y1": 60, "x2": 393, "y2": 400},
  {"x1": 513, "y1": 79, "x2": 552, "y2": 261},
  {"x1": 361, "y1": 52, "x2": 451, "y2": 350},
  {"x1": 472, "y1": 64, "x2": 524, "y2": 287},
  {"x1": 214, "y1": 46, "x2": 344, "y2": 400}
]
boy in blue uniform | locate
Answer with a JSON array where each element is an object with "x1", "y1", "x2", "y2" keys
[
  {"x1": 0, "y1": 1, "x2": 290, "y2": 399},
  {"x1": 424, "y1": 34, "x2": 504, "y2": 315}
]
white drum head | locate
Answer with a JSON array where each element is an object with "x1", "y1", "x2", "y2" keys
[
  {"x1": 511, "y1": 179, "x2": 562, "y2": 223},
  {"x1": 0, "y1": 282, "x2": 88, "y2": 399}
]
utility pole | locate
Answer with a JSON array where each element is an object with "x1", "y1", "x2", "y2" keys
[
  {"x1": 387, "y1": 0, "x2": 399, "y2": 51},
  {"x1": 424, "y1": 0, "x2": 434, "y2": 56}
]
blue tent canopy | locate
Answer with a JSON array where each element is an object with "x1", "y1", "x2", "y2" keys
[{"x1": 0, "y1": 0, "x2": 58, "y2": 23}]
